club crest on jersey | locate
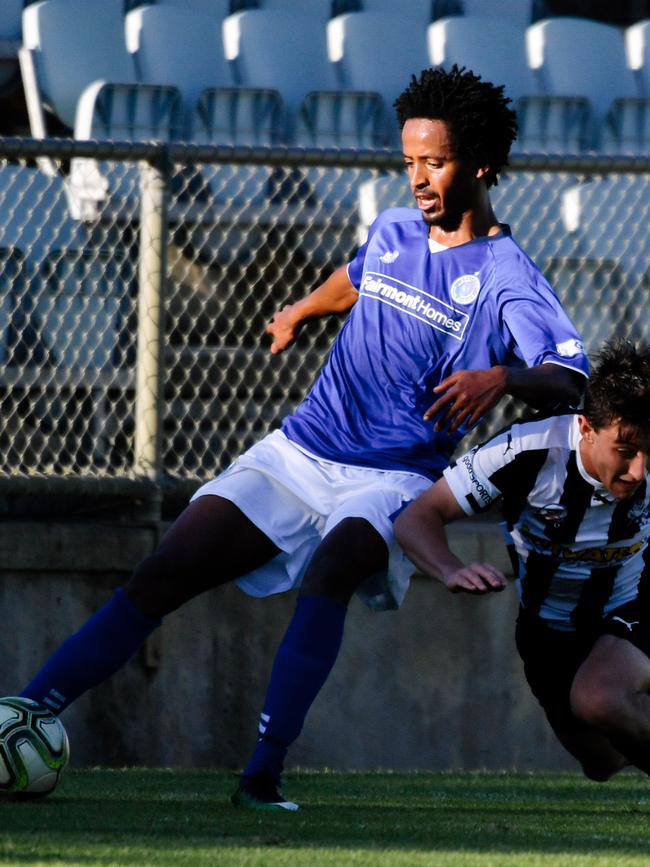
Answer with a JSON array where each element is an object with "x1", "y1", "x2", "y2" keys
[
  {"x1": 534, "y1": 503, "x2": 568, "y2": 531},
  {"x1": 450, "y1": 273, "x2": 481, "y2": 305},
  {"x1": 379, "y1": 249, "x2": 400, "y2": 264}
]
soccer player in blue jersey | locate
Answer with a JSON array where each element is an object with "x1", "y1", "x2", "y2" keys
[
  {"x1": 17, "y1": 66, "x2": 588, "y2": 809},
  {"x1": 396, "y1": 340, "x2": 650, "y2": 782}
]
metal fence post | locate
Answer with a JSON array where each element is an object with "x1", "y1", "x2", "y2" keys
[{"x1": 134, "y1": 148, "x2": 170, "y2": 482}]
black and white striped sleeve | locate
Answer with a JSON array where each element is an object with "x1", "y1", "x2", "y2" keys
[{"x1": 443, "y1": 429, "x2": 519, "y2": 516}]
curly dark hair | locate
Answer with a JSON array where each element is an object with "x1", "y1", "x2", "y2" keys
[
  {"x1": 583, "y1": 339, "x2": 650, "y2": 435},
  {"x1": 394, "y1": 65, "x2": 518, "y2": 188}
]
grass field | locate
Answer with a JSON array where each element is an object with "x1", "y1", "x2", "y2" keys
[{"x1": 3, "y1": 768, "x2": 650, "y2": 866}]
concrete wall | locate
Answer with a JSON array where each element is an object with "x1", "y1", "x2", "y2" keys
[{"x1": 0, "y1": 517, "x2": 574, "y2": 772}]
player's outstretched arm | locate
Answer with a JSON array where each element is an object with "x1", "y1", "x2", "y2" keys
[
  {"x1": 424, "y1": 363, "x2": 585, "y2": 433},
  {"x1": 266, "y1": 265, "x2": 359, "y2": 354},
  {"x1": 395, "y1": 478, "x2": 507, "y2": 595}
]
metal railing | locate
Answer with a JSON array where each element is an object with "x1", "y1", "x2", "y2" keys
[{"x1": 0, "y1": 136, "x2": 648, "y2": 497}]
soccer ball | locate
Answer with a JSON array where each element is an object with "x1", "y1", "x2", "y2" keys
[{"x1": 0, "y1": 697, "x2": 69, "y2": 797}]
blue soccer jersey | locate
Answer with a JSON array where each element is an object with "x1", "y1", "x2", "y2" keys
[{"x1": 282, "y1": 208, "x2": 589, "y2": 481}]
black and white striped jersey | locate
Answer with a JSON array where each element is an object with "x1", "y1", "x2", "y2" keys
[{"x1": 443, "y1": 414, "x2": 650, "y2": 631}]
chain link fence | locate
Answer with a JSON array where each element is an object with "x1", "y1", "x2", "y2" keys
[{"x1": 0, "y1": 138, "x2": 648, "y2": 497}]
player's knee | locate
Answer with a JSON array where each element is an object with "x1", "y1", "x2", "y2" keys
[
  {"x1": 301, "y1": 517, "x2": 388, "y2": 604},
  {"x1": 570, "y1": 681, "x2": 622, "y2": 731}
]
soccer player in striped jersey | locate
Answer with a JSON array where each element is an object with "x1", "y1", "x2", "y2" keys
[
  {"x1": 17, "y1": 66, "x2": 588, "y2": 811},
  {"x1": 396, "y1": 340, "x2": 650, "y2": 781}
]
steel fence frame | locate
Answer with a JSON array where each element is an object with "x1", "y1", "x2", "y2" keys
[{"x1": 0, "y1": 136, "x2": 647, "y2": 502}]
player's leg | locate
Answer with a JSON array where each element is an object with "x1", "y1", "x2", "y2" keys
[
  {"x1": 233, "y1": 516, "x2": 388, "y2": 809},
  {"x1": 514, "y1": 607, "x2": 627, "y2": 781},
  {"x1": 21, "y1": 496, "x2": 280, "y2": 713},
  {"x1": 570, "y1": 631, "x2": 650, "y2": 776}
]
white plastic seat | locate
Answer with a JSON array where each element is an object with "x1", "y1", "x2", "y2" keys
[
  {"x1": 428, "y1": 16, "x2": 537, "y2": 105},
  {"x1": 192, "y1": 86, "x2": 283, "y2": 206},
  {"x1": 224, "y1": 9, "x2": 343, "y2": 139},
  {"x1": 526, "y1": 18, "x2": 638, "y2": 151},
  {"x1": 70, "y1": 81, "x2": 183, "y2": 220},
  {"x1": 352, "y1": 0, "x2": 433, "y2": 27},
  {"x1": 327, "y1": 12, "x2": 430, "y2": 144},
  {"x1": 626, "y1": 19, "x2": 650, "y2": 95},
  {"x1": 22, "y1": 0, "x2": 138, "y2": 131},
  {"x1": 126, "y1": 5, "x2": 234, "y2": 127},
  {"x1": 127, "y1": 3, "x2": 286, "y2": 213},
  {"x1": 257, "y1": 0, "x2": 335, "y2": 20},
  {"x1": 514, "y1": 95, "x2": 592, "y2": 154},
  {"x1": 21, "y1": 0, "x2": 185, "y2": 219},
  {"x1": 461, "y1": 0, "x2": 534, "y2": 29},
  {"x1": 155, "y1": 0, "x2": 235, "y2": 18},
  {"x1": 600, "y1": 98, "x2": 650, "y2": 156}
]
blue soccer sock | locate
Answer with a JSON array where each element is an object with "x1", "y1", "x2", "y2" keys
[
  {"x1": 242, "y1": 594, "x2": 347, "y2": 785},
  {"x1": 21, "y1": 587, "x2": 161, "y2": 714}
]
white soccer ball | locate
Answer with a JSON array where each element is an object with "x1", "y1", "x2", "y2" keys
[{"x1": 0, "y1": 697, "x2": 69, "y2": 796}]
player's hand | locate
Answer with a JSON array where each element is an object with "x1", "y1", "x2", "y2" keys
[
  {"x1": 442, "y1": 563, "x2": 507, "y2": 594},
  {"x1": 423, "y1": 367, "x2": 509, "y2": 433},
  {"x1": 266, "y1": 304, "x2": 300, "y2": 354}
]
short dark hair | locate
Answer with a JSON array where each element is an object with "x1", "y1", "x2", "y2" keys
[
  {"x1": 394, "y1": 65, "x2": 518, "y2": 188},
  {"x1": 583, "y1": 339, "x2": 650, "y2": 435}
]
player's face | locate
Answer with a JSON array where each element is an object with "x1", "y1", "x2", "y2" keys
[
  {"x1": 578, "y1": 416, "x2": 650, "y2": 499},
  {"x1": 402, "y1": 118, "x2": 487, "y2": 231}
]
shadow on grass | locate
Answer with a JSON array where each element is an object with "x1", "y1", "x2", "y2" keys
[{"x1": 2, "y1": 769, "x2": 650, "y2": 860}]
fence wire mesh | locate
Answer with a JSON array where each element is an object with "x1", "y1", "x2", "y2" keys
[{"x1": 0, "y1": 140, "x2": 648, "y2": 490}]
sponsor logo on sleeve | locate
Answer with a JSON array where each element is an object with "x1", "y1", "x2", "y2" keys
[
  {"x1": 361, "y1": 271, "x2": 469, "y2": 340},
  {"x1": 460, "y1": 449, "x2": 494, "y2": 509},
  {"x1": 450, "y1": 273, "x2": 481, "y2": 305},
  {"x1": 556, "y1": 338, "x2": 585, "y2": 358}
]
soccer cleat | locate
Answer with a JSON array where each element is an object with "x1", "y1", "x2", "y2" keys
[{"x1": 231, "y1": 775, "x2": 299, "y2": 811}]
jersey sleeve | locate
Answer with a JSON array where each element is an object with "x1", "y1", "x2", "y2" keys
[
  {"x1": 443, "y1": 429, "x2": 520, "y2": 516},
  {"x1": 347, "y1": 207, "x2": 420, "y2": 289},
  {"x1": 497, "y1": 264, "x2": 589, "y2": 379}
]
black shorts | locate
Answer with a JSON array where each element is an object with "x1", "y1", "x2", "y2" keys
[{"x1": 515, "y1": 599, "x2": 650, "y2": 736}]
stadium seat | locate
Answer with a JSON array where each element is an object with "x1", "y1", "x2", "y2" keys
[
  {"x1": 427, "y1": 16, "x2": 537, "y2": 105},
  {"x1": 351, "y1": 0, "x2": 434, "y2": 27},
  {"x1": 594, "y1": 20, "x2": 650, "y2": 155},
  {"x1": 71, "y1": 81, "x2": 183, "y2": 219},
  {"x1": 626, "y1": 19, "x2": 650, "y2": 95},
  {"x1": 155, "y1": 0, "x2": 237, "y2": 18},
  {"x1": 21, "y1": 0, "x2": 185, "y2": 219},
  {"x1": 327, "y1": 12, "x2": 430, "y2": 144},
  {"x1": 192, "y1": 87, "x2": 283, "y2": 208},
  {"x1": 600, "y1": 98, "x2": 650, "y2": 156},
  {"x1": 0, "y1": 0, "x2": 22, "y2": 95},
  {"x1": 224, "y1": 8, "x2": 345, "y2": 140},
  {"x1": 257, "y1": 0, "x2": 337, "y2": 20},
  {"x1": 125, "y1": 5, "x2": 236, "y2": 128},
  {"x1": 461, "y1": 0, "x2": 535, "y2": 28},
  {"x1": 525, "y1": 17, "x2": 638, "y2": 152},
  {"x1": 21, "y1": 0, "x2": 138, "y2": 133}
]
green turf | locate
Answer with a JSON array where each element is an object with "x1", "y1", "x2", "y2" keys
[{"x1": 2, "y1": 769, "x2": 650, "y2": 866}]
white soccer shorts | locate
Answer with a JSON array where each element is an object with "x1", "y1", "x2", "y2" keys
[{"x1": 191, "y1": 430, "x2": 431, "y2": 610}]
